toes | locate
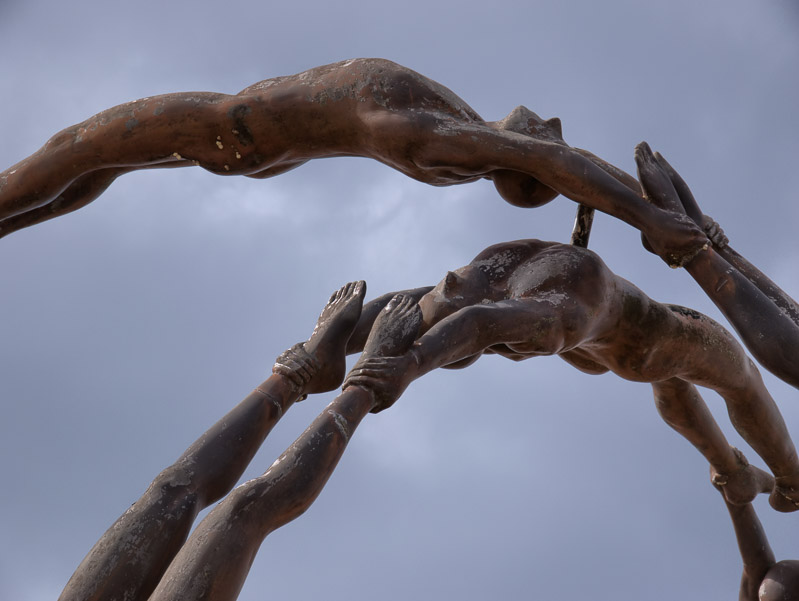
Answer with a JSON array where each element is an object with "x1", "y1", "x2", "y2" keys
[{"x1": 355, "y1": 280, "x2": 366, "y2": 297}]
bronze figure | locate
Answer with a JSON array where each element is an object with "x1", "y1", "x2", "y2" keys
[
  {"x1": 0, "y1": 58, "x2": 706, "y2": 265},
  {"x1": 345, "y1": 238, "x2": 799, "y2": 512}
]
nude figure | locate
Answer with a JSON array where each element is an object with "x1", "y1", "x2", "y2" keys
[
  {"x1": 0, "y1": 58, "x2": 706, "y2": 265},
  {"x1": 633, "y1": 142, "x2": 799, "y2": 390},
  {"x1": 344, "y1": 239, "x2": 799, "y2": 512},
  {"x1": 57, "y1": 281, "x2": 422, "y2": 601}
]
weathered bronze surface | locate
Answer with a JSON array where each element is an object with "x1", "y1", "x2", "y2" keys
[
  {"x1": 0, "y1": 58, "x2": 706, "y2": 265},
  {"x1": 634, "y1": 142, "x2": 799, "y2": 390},
  {"x1": 4, "y1": 59, "x2": 797, "y2": 601}
]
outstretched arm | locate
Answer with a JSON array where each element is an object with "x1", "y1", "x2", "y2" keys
[
  {"x1": 345, "y1": 286, "x2": 434, "y2": 355},
  {"x1": 635, "y1": 143, "x2": 799, "y2": 389},
  {"x1": 346, "y1": 297, "x2": 581, "y2": 411}
]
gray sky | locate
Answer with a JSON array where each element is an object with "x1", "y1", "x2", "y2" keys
[{"x1": 1, "y1": 1, "x2": 798, "y2": 599}]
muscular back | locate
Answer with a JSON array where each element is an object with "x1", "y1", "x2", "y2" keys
[{"x1": 470, "y1": 240, "x2": 742, "y2": 386}]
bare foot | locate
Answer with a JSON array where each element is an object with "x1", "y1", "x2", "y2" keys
[
  {"x1": 711, "y1": 448, "x2": 774, "y2": 505},
  {"x1": 770, "y1": 474, "x2": 799, "y2": 513},
  {"x1": 345, "y1": 294, "x2": 422, "y2": 412},
  {"x1": 300, "y1": 281, "x2": 367, "y2": 394},
  {"x1": 652, "y1": 150, "x2": 705, "y2": 225},
  {"x1": 635, "y1": 142, "x2": 684, "y2": 214},
  {"x1": 634, "y1": 142, "x2": 708, "y2": 266}
]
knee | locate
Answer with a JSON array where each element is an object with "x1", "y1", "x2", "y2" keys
[
  {"x1": 145, "y1": 464, "x2": 202, "y2": 514},
  {"x1": 207, "y1": 479, "x2": 275, "y2": 538}
]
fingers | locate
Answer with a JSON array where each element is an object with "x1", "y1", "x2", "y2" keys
[{"x1": 273, "y1": 343, "x2": 319, "y2": 389}]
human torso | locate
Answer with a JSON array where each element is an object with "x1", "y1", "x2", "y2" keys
[{"x1": 472, "y1": 240, "x2": 692, "y2": 384}]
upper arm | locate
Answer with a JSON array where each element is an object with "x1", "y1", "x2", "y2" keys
[{"x1": 415, "y1": 299, "x2": 567, "y2": 371}]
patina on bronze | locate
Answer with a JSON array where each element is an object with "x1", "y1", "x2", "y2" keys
[
  {"x1": 6, "y1": 58, "x2": 798, "y2": 601},
  {"x1": 0, "y1": 58, "x2": 706, "y2": 265},
  {"x1": 57, "y1": 282, "x2": 423, "y2": 601}
]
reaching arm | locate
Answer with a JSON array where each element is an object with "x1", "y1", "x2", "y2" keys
[
  {"x1": 345, "y1": 297, "x2": 576, "y2": 411},
  {"x1": 345, "y1": 287, "x2": 434, "y2": 355}
]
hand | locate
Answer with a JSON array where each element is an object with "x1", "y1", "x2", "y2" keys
[
  {"x1": 343, "y1": 354, "x2": 415, "y2": 413},
  {"x1": 701, "y1": 215, "x2": 728, "y2": 249},
  {"x1": 273, "y1": 343, "x2": 319, "y2": 399},
  {"x1": 642, "y1": 211, "x2": 709, "y2": 268}
]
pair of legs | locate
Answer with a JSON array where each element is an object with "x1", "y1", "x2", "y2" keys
[
  {"x1": 634, "y1": 142, "x2": 799, "y2": 389},
  {"x1": 58, "y1": 282, "x2": 423, "y2": 601},
  {"x1": 0, "y1": 59, "x2": 706, "y2": 263}
]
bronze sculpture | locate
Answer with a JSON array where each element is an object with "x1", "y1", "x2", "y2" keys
[
  {"x1": 3, "y1": 57, "x2": 796, "y2": 599},
  {"x1": 0, "y1": 58, "x2": 706, "y2": 266}
]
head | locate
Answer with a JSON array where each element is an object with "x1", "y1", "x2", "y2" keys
[
  {"x1": 496, "y1": 105, "x2": 565, "y2": 142},
  {"x1": 418, "y1": 265, "x2": 496, "y2": 331}
]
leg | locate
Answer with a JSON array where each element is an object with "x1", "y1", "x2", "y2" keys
[
  {"x1": 0, "y1": 93, "x2": 226, "y2": 222},
  {"x1": 636, "y1": 142, "x2": 799, "y2": 388},
  {"x1": 652, "y1": 378, "x2": 772, "y2": 504},
  {"x1": 667, "y1": 311, "x2": 799, "y2": 511},
  {"x1": 147, "y1": 295, "x2": 421, "y2": 601},
  {"x1": 58, "y1": 282, "x2": 366, "y2": 601},
  {"x1": 0, "y1": 162, "x2": 191, "y2": 239}
]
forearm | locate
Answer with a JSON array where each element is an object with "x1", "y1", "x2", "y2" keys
[
  {"x1": 412, "y1": 306, "x2": 499, "y2": 379},
  {"x1": 685, "y1": 248, "x2": 799, "y2": 388},
  {"x1": 716, "y1": 243, "x2": 799, "y2": 324},
  {"x1": 536, "y1": 144, "x2": 660, "y2": 231}
]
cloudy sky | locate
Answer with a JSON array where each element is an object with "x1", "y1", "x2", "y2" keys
[{"x1": 1, "y1": 1, "x2": 798, "y2": 599}]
